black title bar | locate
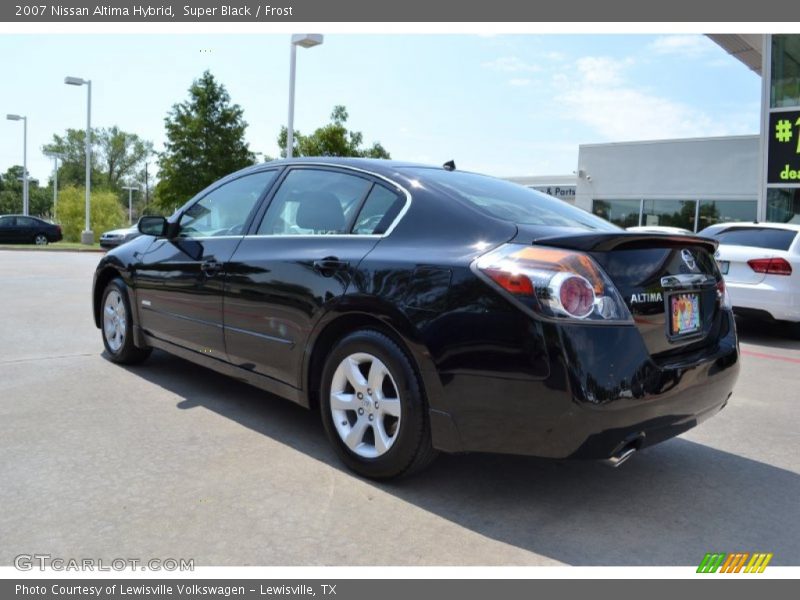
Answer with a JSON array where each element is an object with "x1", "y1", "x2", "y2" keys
[{"x1": 2, "y1": 0, "x2": 800, "y2": 22}]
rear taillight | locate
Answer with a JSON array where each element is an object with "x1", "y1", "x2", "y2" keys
[
  {"x1": 747, "y1": 258, "x2": 792, "y2": 276},
  {"x1": 716, "y1": 279, "x2": 732, "y2": 310},
  {"x1": 474, "y1": 244, "x2": 632, "y2": 322}
]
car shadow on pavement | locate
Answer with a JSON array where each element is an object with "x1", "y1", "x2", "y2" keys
[
  {"x1": 735, "y1": 317, "x2": 800, "y2": 350},
  {"x1": 120, "y1": 350, "x2": 800, "y2": 567}
]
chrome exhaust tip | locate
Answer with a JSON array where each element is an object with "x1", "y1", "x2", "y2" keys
[{"x1": 603, "y1": 446, "x2": 637, "y2": 468}]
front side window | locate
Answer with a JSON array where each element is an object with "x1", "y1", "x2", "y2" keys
[
  {"x1": 179, "y1": 170, "x2": 277, "y2": 238},
  {"x1": 0, "y1": 217, "x2": 13, "y2": 228},
  {"x1": 257, "y1": 169, "x2": 372, "y2": 235}
]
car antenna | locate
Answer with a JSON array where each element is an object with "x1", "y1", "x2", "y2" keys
[{"x1": 443, "y1": 160, "x2": 456, "y2": 171}]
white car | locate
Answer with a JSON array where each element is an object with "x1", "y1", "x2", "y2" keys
[
  {"x1": 700, "y1": 222, "x2": 800, "y2": 327},
  {"x1": 627, "y1": 225, "x2": 695, "y2": 236}
]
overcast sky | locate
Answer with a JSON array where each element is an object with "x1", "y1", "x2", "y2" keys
[{"x1": 0, "y1": 33, "x2": 760, "y2": 183}]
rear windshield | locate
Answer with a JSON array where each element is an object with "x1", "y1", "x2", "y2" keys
[
  {"x1": 705, "y1": 227, "x2": 797, "y2": 251},
  {"x1": 406, "y1": 168, "x2": 619, "y2": 231}
]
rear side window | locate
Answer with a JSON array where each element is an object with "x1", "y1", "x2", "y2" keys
[
  {"x1": 408, "y1": 168, "x2": 619, "y2": 231},
  {"x1": 353, "y1": 185, "x2": 405, "y2": 234},
  {"x1": 708, "y1": 227, "x2": 797, "y2": 251},
  {"x1": 258, "y1": 169, "x2": 373, "y2": 235}
]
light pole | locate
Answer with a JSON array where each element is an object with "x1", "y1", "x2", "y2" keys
[
  {"x1": 44, "y1": 152, "x2": 65, "y2": 221},
  {"x1": 6, "y1": 114, "x2": 28, "y2": 216},
  {"x1": 65, "y1": 76, "x2": 93, "y2": 244},
  {"x1": 122, "y1": 186, "x2": 138, "y2": 225},
  {"x1": 286, "y1": 34, "x2": 323, "y2": 159}
]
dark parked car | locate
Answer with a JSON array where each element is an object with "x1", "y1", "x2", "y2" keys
[
  {"x1": 100, "y1": 225, "x2": 141, "y2": 249},
  {"x1": 92, "y1": 158, "x2": 740, "y2": 478},
  {"x1": 0, "y1": 214, "x2": 62, "y2": 245}
]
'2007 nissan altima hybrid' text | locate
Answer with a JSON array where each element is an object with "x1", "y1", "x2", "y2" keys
[{"x1": 92, "y1": 158, "x2": 739, "y2": 478}]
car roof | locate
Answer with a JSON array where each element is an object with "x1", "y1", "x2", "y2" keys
[
  {"x1": 703, "y1": 221, "x2": 800, "y2": 232},
  {"x1": 236, "y1": 157, "x2": 444, "y2": 179}
]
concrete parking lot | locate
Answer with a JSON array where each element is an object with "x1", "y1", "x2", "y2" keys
[{"x1": 1, "y1": 249, "x2": 798, "y2": 566}]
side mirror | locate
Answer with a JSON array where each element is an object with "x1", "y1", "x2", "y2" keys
[{"x1": 137, "y1": 215, "x2": 168, "y2": 237}]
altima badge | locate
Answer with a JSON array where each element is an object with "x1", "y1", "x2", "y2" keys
[{"x1": 630, "y1": 292, "x2": 663, "y2": 304}]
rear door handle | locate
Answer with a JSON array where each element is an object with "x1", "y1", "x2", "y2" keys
[{"x1": 313, "y1": 257, "x2": 349, "y2": 276}]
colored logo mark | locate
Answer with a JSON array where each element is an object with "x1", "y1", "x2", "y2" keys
[
  {"x1": 697, "y1": 552, "x2": 773, "y2": 573},
  {"x1": 775, "y1": 119, "x2": 793, "y2": 143},
  {"x1": 774, "y1": 117, "x2": 800, "y2": 153}
]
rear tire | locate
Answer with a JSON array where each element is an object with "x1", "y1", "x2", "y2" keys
[
  {"x1": 101, "y1": 278, "x2": 151, "y2": 364},
  {"x1": 320, "y1": 330, "x2": 437, "y2": 479},
  {"x1": 33, "y1": 233, "x2": 48, "y2": 245}
]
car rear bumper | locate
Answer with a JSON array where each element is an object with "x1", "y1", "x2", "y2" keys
[
  {"x1": 430, "y1": 311, "x2": 740, "y2": 459},
  {"x1": 726, "y1": 281, "x2": 800, "y2": 322}
]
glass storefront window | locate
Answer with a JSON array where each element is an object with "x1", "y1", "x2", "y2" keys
[
  {"x1": 771, "y1": 35, "x2": 800, "y2": 108},
  {"x1": 592, "y1": 199, "x2": 639, "y2": 228},
  {"x1": 766, "y1": 188, "x2": 800, "y2": 223},
  {"x1": 641, "y1": 199, "x2": 697, "y2": 231},
  {"x1": 697, "y1": 200, "x2": 758, "y2": 231}
]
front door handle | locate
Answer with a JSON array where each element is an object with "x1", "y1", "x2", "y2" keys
[
  {"x1": 201, "y1": 259, "x2": 223, "y2": 274},
  {"x1": 313, "y1": 257, "x2": 349, "y2": 276}
]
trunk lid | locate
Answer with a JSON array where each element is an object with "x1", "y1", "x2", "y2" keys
[{"x1": 513, "y1": 228, "x2": 724, "y2": 357}]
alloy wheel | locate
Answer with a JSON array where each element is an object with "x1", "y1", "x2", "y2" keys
[
  {"x1": 103, "y1": 289, "x2": 127, "y2": 353},
  {"x1": 329, "y1": 352, "x2": 402, "y2": 458},
  {"x1": 34, "y1": 234, "x2": 48, "y2": 245}
]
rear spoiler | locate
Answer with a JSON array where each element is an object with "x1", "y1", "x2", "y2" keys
[{"x1": 527, "y1": 232, "x2": 718, "y2": 254}]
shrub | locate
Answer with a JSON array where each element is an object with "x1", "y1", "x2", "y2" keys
[{"x1": 57, "y1": 186, "x2": 126, "y2": 242}]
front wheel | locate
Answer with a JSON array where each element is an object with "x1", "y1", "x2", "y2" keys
[
  {"x1": 101, "y1": 278, "x2": 152, "y2": 364},
  {"x1": 320, "y1": 330, "x2": 437, "y2": 479}
]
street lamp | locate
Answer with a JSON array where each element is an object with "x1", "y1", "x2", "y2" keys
[
  {"x1": 44, "y1": 152, "x2": 65, "y2": 221},
  {"x1": 6, "y1": 114, "x2": 28, "y2": 216},
  {"x1": 65, "y1": 75, "x2": 93, "y2": 244},
  {"x1": 286, "y1": 34, "x2": 323, "y2": 159},
  {"x1": 122, "y1": 186, "x2": 139, "y2": 225}
]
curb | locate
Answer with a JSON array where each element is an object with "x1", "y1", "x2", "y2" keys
[{"x1": 0, "y1": 246, "x2": 106, "y2": 253}]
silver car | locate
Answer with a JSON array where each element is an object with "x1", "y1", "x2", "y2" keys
[{"x1": 99, "y1": 225, "x2": 140, "y2": 249}]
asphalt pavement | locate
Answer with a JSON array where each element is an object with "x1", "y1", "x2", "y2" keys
[{"x1": 1, "y1": 250, "x2": 798, "y2": 566}]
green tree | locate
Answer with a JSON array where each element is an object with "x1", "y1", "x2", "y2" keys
[
  {"x1": 57, "y1": 186, "x2": 125, "y2": 242},
  {"x1": 0, "y1": 166, "x2": 54, "y2": 217},
  {"x1": 97, "y1": 126, "x2": 154, "y2": 188},
  {"x1": 43, "y1": 127, "x2": 152, "y2": 191},
  {"x1": 154, "y1": 70, "x2": 255, "y2": 211},
  {"x1": 278, "y1": 105, "x2": 390, "y2": 159},
  {"x1": 42, "y1": 129, "x2": 100, "y2": 189}
]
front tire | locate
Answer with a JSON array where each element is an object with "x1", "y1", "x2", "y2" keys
[
  {"x1": 320, "y1": 330, "x2": 437, "y2": 479},
  {"x1": 101, "y1": 278, "x2": 151, "y2": 364}
]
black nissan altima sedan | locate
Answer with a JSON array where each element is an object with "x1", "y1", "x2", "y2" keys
[{"x1": 92, "y1": 158, "x2": 739, "y2": 478}]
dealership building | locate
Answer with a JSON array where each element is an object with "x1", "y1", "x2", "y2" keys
[{"x1": 512, "y1": 34, "x2": 800, "y2": 232}]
